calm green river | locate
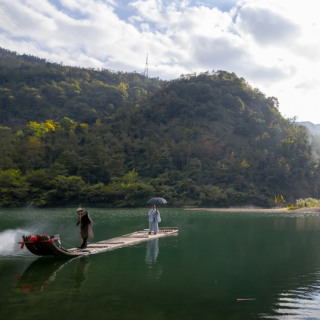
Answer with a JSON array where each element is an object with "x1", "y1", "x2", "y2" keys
[{"x1": 1, "y1": 208, "x2": 320, "y2": 320}]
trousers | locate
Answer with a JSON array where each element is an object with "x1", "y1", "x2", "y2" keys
[{"x1": 81, "y1": 237, "x2": 88, "y2": 249}]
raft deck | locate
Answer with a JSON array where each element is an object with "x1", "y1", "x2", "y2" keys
[{"x1": 20, "y1": 228, "x2": 178, "y2": 257}]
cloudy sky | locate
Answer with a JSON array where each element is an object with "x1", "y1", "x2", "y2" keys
[{"x1": 0, "y1": 0, "x2": 319, "y2": 122}]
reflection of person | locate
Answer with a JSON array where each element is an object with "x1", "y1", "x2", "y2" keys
[
  {"x1": 71, "y1": 258, "x2": 91, "y2": 292},
  {"x1": 148, "y1": 204, "x2": 161, "y2": 235},
  {"x1": 145, "y1": 238, "x2": 159, "y2": 265},
  {"x1": 76, "y1": 208, "x2": 94, "y2": 249}
]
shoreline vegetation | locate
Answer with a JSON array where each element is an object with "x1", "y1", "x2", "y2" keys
[
  {"x1": 1, "y1": 48, "x2": 320, "y2": 208},
  {"x1": 184, "y1": 207, "x2": 320, "y2": 213},
  {"x1": 184, "y1": 198, "x2": 320, "y2": 212}
]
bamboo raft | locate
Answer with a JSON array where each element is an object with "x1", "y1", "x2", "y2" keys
[{"x1": 19, "y1": 228, "x2": 178, "y2": 256}]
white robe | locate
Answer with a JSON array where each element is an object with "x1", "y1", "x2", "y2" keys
[{"x1": 148, "y1": 209, "x2": 161, "y2": 233}]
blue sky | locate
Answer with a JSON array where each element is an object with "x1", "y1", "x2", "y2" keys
[
  {"x1": 44, "y1": 0, "x2": 238, "y2": 22},
  {"x1": 112, "y1": 0, "x2": 238, "y2": 19},
  {"x1": 0, "y1": 0, "x2": 319, "y2": 122}
]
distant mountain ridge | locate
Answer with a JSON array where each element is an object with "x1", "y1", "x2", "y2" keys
[{"x1": 297, "y1": 121, "x2": 320, "y2": 136}]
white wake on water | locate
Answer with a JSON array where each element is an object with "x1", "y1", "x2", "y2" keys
[{"x1": 0, "y1": 227, "x2": 38, "y2": 255}]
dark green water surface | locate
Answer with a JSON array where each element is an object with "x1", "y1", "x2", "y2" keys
[{"x1": 1, "y1": 208, "x2": 320, "y2": 320}]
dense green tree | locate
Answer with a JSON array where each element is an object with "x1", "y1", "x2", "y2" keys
[{"x1": 0, "y1": 169, "x2": 29, "y2": 206}]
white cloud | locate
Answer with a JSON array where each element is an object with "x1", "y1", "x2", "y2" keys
[
  {"x1": 236, "y1": 5, "x2": 301, "y2": 46},
  {"x1": 140, "y1": 22, "x2": 150, "y2": 31},
  {"x1": 0, "y1": 0, "x2": 320, "y2": 122},
  {"x1": 295, "y1": 79, "x2": 320, "y2": 92},
  {"x1": 128, "y1": 15, "x2": 144, "y2": 23}
]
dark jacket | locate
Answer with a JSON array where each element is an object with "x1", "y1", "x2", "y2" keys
[{"x1": 76, "y1": 211, "x2": 94, "y2": 239}]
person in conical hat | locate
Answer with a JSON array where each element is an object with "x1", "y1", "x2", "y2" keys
[{"x1": 76, "y1": 207, "x2": 94, "y2": 249}]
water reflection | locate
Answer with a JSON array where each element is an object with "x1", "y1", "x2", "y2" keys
[
  {"x1": 274, "y1": 218, "x2": 286, "y2": 230},
  {"x1": 145, "y1": 238, "x2": 159, "y2": 265},
  {"x1": 16, "y1": 257, "x2": 76, "y2": 293},
  {"x1": 273, "y1": 217, "x2": 320, "y2": 231},
  {"x1": 69, "y1": 257, "x2": 91, "y2": 293},
  {"x1": 296, "y1": 217, "x2": 320, "y2": 230},
  {"x1": 15, "y1": 256, "x2": 91, "y2": 294},
  {"x1": 296, "y1": 218, "x2": 305, "y2": 231},
  {"x1": 145, "y1": 238, "x2": 162, "y2": 282}
]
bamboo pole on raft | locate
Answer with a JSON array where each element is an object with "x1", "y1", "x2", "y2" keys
[{"x1": 79, "y1": 204, "x2": 82, "y2": 245}]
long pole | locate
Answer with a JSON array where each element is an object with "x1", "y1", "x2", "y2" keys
[{"x1": 79, "y1": 204, "x2": 82, "y2": 245}]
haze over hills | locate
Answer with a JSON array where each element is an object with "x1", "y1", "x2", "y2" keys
[
  {"x1": 297, "y1": 122, "x2": 320, "y2": 137},
  {"x1": 1, "y1": 47, "x2": 320, "y2": 208}
]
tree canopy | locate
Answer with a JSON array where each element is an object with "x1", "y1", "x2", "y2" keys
[{"x1": 0, "y1": 48, "x2": 319, "y2": 207}]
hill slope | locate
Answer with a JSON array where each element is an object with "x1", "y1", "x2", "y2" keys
[
  {"x1": 0, "y1": 47, "x2": 164, "y2": 127},
  {"x1": 1, "y1": 49, "x2": 320, "y2": 207}
]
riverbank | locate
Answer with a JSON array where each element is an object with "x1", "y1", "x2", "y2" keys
[{"x1": 184, "y1": 207, "x2": 320, "y2": 213}]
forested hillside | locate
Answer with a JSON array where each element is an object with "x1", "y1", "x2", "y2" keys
[
  {"x1": 0, "y1": 47, "x2": 163, "y2": 127},
  {"x1": 1, "y1": 48, "x2": 320, "y2": 207}
]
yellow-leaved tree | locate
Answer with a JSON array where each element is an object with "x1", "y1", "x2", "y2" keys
[
  {"x1": 118, "y1": 82, "x2": 127, "y2": 90},
  {"x1": 95, "y1": 119, "x2": 101, "y2": 127},
  {"x1": 80, "y1": 123, "x2": 88, "y2": 133},
  {"x1": 241, "y1": 159, "x2": 250, "y2": 170},
  {"x1": 28, "y1": 136, "x2": 41, "y2": 154},
  {"x1": 27, "y1": 121, "x2": 48, "y2": 138},
  {"x1": 44, "y1": 120, "x2": 55, "y2": 131},
  {"x1": 27, "y1": 120, "x2": 59, "y2": 137}
]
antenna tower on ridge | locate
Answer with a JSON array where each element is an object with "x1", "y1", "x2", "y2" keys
[{"x1": 144, "y1": 54, "x2": 148, "y2": 78}]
